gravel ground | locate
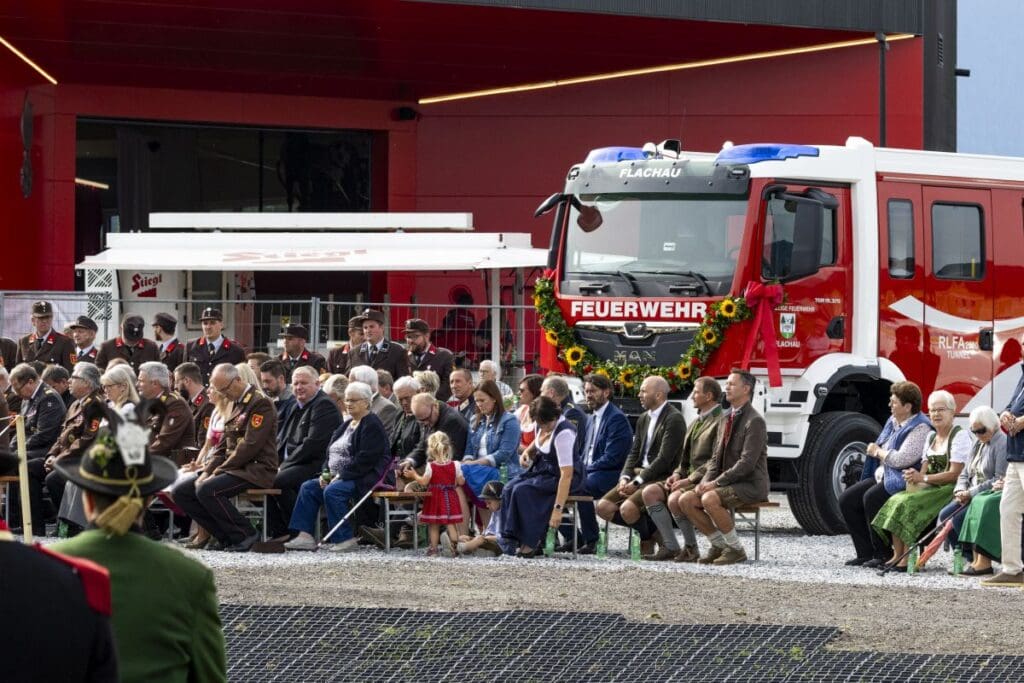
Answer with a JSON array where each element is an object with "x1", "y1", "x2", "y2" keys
[{"x1": 201, "y1": 496, "x2": 1023, "y2": 656}]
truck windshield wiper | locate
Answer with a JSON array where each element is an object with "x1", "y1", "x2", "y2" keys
[
  {"x1": 569, "y1": 270, "x2": 641, "y2": 296},
  {"x1": 629, "y1": 269, "x2": 711, "y2": 295}
]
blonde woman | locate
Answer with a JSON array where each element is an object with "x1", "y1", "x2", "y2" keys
[
  {"x1": 414, "y1": 370, "x2": 440, "y2": 397},
  {"x1": 101, "y1": 365, "x2": 140, "y2": 412},
  {"x1": 234, "y1": 362, "x2": 263, "y2": 394}
]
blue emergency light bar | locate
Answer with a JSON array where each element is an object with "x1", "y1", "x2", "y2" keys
[
  {"x1": 583, "y1": 147, "x2": 648, "y2": 164},
  {"x1": 715, "y1": 143, "x2": 819, "y2": 165}
]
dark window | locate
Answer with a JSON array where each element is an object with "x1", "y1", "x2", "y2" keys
[
  {"x1": 887, "y1": 199, "x2": 915, "y2": 278},
  {"x1": 932, "y1": 203, "x2": 984, "y2": 280},
  {"x1": 761, "y1": 196, "x2": 835, "y2": 280}
]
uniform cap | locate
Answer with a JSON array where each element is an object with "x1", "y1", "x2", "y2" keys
[
  {"x1": 122, "y1": 314, "x2": 145, "y2": 342},
  {"x1": 152, "y1": 312, "x2": 177, "y2": 334},
  {"x1": 361, "y1": 309, "x2": 386, "y2": 325},
  {"x1": 199, "y1": 307, "x2": 223, "y2": 322},
  {"x1": 279, "y1": 324, "x2": 309, "y2": 341},
  {"x1": 403, "y1": 318, "x2": 430, "y2": 334},
  {"x1": 31, "y1": 301, "x2": 53, "y2": 317},
  {"x1": 69, "y1": 315, "x2": 98, "y2": 332},
  {"x1": 347, "y1": 314, "x2": 367, "y2": 329}
]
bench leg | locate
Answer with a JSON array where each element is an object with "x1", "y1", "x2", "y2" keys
[
  {"x1": 570, "y1": 504, "x2": 578, "y2": 559},
  {"x1": 384, "y1": 499, "x2": 392, "y2": 553},
  {"x1": 754, "y1": 510, "x2": 760, "y2": 562},
  {"x1": 412, "y1": 499, "x2": 419, "y2": 552}
]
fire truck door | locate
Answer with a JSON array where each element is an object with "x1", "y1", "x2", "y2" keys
[{"x1": 922, "y1": 187, "x2": 994, "y2": 410}]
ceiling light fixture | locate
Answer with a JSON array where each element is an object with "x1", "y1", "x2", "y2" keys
[
  {"x1": 0, "y1": 35, "x2": 58, "y2": 85},
  {"x1": 420, "y1": 33, "x2": 916, "y2": 105}
]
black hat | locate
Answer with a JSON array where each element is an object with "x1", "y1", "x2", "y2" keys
[
  {"x1": 152, "y1": 312, "x2": 177, "y2": 334},
  {"x1": 199, "y1": 307, "x2": 223, "y2": 322},
  {"x1": 347, "y1": 314, "x2": 367, "y2": 330},
  {"x1": 122, "y1": 314, "x2": 145, "y2": 343},
  {"x1": 361, "y1": 309, "x2": 386, "y2": 325},
  {"x1": 403, "y1": 318, "x2": 429, "y2": 335},
  {"x1": 69, "y1": 315, "x2": 98, "y2": 332},
  {"x1": 31, "y1": 301, "x2": 53, "y2": 317},
  {"x1": 279, "y1": 324, "x2": 309, "y2": 341},
  {"x1": 55, "y1": 402, "x2": 177, "y2": 501}
]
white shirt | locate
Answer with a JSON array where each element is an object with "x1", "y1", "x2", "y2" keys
[
  {"x1": 207, "y1": 335, "x2": 224, "y2": 354},
  {"x1": 641, "y1": 402, "x2": 667, "y2": 468},
  {"x1": 76, "y1": 345, "x2": 95, "y2": 357},
  {"x1": 586, "y1": 402, "x2": 610, "y2": 465},
  {"x1": 534, "y1": 417, "x2": 576, "y2": 467}
]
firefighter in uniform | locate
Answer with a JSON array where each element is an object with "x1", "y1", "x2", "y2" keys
[
  {"x1": 68, "y1": 315, "x2": 100, "y2": 365},
  {"x1": 152, "y1": 312, "x2": 185, "y2": 373},
  {"x1": 404, "y1": 318, "x2": 455, "y2": 401},
  {"x1": 175, "y1": 362, "x2": 216, "y2": 449},
  {"x1": 171, "y1": 363, "x2": 278, "y2": 552},
  {"x1": 349, "y1": 309, "x2": 409, "y2": 379},
  {"x1": 95, "y1": 314, "x2": 160, "y2": 374},
  {"x1": 0, "y1": 335, "x2": 19, "y2": 369},
  {"x1": 327, "y1": 314, "x2": 366, "y2": 374},
  {"x1": 186, "y1": 308, "x2": 245, "y2": 384},
  {"x1": 137, "y1": 361, "x2": 196, "y2": 467},
  {"x1": 278, "y1": 324, "x2": 327, "y2": 382},
  {"x1": 16, "y1": 300, "x2": 76, "y2": 370}
]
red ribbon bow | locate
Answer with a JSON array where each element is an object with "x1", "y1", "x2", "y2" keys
[{"x1": 740, "y1": 282, "x2": 784, "y2": 387}]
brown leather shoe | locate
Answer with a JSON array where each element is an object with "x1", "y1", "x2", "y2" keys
[
  {"x1": 712, "y1": 545, "x2": 748, "y2": 565},
  {"x1": 643, "y1": 547, "x2": 678, "y2": 561},
  {"x1": 674, "y1": 545, "x2": 700, "y2": 563},
  {"x1": 639, "y1": 538, "x2": 656, "y2": 556},
  {"x1": 698, "y1": 545, "x2": 724, "y2": 564}
]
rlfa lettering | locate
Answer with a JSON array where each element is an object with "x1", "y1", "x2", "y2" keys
[
  {"x1": 570, "y1": 300, "x2": 708, "y2": 320},
  {"x1": 617, "y1": 167, "x2": 682, "y2": 179}
]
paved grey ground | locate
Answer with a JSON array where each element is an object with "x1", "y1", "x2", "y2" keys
[{"x1": 207, "y1": 496, "x2": 1024, "y2": 655}]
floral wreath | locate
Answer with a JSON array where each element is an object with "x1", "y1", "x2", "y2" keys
[{"x1": 533, "y1": 274, "x2": 753, "y2": 396}]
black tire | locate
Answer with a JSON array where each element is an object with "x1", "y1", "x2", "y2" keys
[{"x1": 787, "y1": 411, "x2": 881, "y2": 535}]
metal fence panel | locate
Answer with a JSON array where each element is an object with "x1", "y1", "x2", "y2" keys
[{"x1": 0, "y1": 291, "x2": 115, "y2": 340}]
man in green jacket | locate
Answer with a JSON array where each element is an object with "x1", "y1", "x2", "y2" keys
[{"x1": 53, "y1": 401, "x2": 227, "y2": 683}]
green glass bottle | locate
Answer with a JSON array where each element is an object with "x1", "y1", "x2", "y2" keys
[
  {"x1": 630, "y1": 531, "x2": 641, "y2": 561},
  {"x1": 596, "y1": 530, "x2": 607, "y2": 559},
  {"x1": 500, "y1": 463, "x2": 509, "y2": 484},
  {"x1": 544, "y1": 527, "x2": 556, "y2": 557},
  {"x1": 907, "y1": 545, "x2": 918, "y2": 574},
  {"x1": 952, "y1": 546, "x2": 964, "y2": 575}
]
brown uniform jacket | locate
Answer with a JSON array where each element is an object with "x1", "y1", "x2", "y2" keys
[
  {"x1": 189, "y1": 389, "x2": 216, "y2": 449},
  {"x1": 0, "y1": 336, "x2": 18, "y2": 369},
  {"x1": 327, "y1": 343, "x2": 354, "y2": 375},
  {"x1": 349, "y1": 340, "x2": 409, "y2": 379},
  {"x1": 675, "y1": 405, "x2": 723, "y2": 481},
  {"x1": 621, "y1": 402, "x2": 687, "y2": 484},
  {"x1": 95, "y1": 337, "x2": 161, "y2": 374},
  {"x1": 159, "y1": 339, "x2": 185, "y2": 374},
  {"x1": 186, "y1": 336, "x2": 246, "y2": 384},
  {"x1": 17, "y1": 330, "x2": 76, "y2": 370},
  {"x1": 47, "y1": 390, "x2": 105, "y2": 461},
  {"x1": 703, "y1": 401, "x2": 770, "y2": 504},
  {"x1": 279, "y1": 349, "x2": 327, "y2": 383},
  {"x1": 71, "y1": 346, "x2": 99, "y2": 365},
  {"x1": 148, "y1": 391, "x2": 196, "y2": 466},
  {"x1": 408, "y1": 344, "x2": 454, "y2": 401},
  {"x1": 206, "y1": 384, "x2": 278, "y2": 488}
]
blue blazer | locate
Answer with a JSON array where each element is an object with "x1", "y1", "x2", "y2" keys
[
  {"x1": 587, "y1": 402, "x2": 633, "y2": 475},
  {"x1": 329, "y1": 412, "x2": 391, "y2": 490}
]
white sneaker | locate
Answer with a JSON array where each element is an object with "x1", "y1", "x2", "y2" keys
[
  {"x1": 283, "y1": 533, "x2": 318, "y2": 551},
  {"x1": 325, "y1": 538, "x2": 359, "y2": 553}
]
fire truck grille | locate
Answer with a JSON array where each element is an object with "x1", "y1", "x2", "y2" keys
[{"x1": 575, "y1": 325, "x2": 697, "y2": 366}]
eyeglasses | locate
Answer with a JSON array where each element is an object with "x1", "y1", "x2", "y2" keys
[
  {"x1": 343, "y1": 397, "x2": 367, "y2": 405},
  {"x1": 928, "y1": 407, "x2": 950, "y2": 413},
  {"x1": 971, "y1": 427, "x2": 988, "y2": 435}
]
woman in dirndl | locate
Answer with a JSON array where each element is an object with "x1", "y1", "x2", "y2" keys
[
  {"x1": 952, "y1": 407, "x2": 1009, "y2": 575},
  {"x1": 873, "y1": 390, "x2": 970, "y2": 571}
]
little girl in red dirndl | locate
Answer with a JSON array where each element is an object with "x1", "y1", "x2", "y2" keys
[{"x1": 407, "y1": 431, "x2": 465, "y2": 556}]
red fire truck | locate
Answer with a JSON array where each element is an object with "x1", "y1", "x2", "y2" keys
[{"x1": 536, "y1": 137, "x2": 1024, "y2": 534}]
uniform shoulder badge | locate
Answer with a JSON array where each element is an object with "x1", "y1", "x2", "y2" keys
[
  {"x1": 195, "y1": 393, "x2": 205, "y2": 405},
  {"x1": 88, "y1": 418, "x2": 100, "y2": 433},
  {"x1": 250, "y1": 413, "x2": 264, "y2": 429},
  {"x1": 203, "y1": 416, "x2": 211, "y2": 430},
  {"x1": 160, "y1": 394, "x2": 168, "y2": 402}
]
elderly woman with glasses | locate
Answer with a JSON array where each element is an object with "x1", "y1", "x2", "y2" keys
[
  {"x1": 284, "y1": 381, "x2": 389, "y2": 552},
  {"x1": 943, "y1": 406, "x2": 1009, "y2": 575},
  {"x1": 101, "y1": 365, "x2": 140, "y2": 412},
  {"x1": 872, "y1": 390, "x2": 970, "y2": 571}
]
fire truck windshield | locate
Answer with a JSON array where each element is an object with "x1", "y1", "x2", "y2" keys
[{"x1": 563, "y1": 193, "x2": 748, "y2": 296}]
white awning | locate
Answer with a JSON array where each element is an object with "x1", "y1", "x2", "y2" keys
[
  {"x1": 148, "y1": 212, "x2": 474, "y2": 231},
  {"x1": 76, "y1": 232, "x2": 547, "y2": 272}
]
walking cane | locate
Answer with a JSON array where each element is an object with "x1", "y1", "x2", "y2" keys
[
  {"x1": 316, "y1": 458, "x2": 398, "y2": 550},
  {"x1": 877, "y1": 502, "x2": 967, "y2": 577}
]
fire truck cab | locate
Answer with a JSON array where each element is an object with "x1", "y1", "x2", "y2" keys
[{"x1": 539, "y1": 136, "x2": 1024, "y2": 534}]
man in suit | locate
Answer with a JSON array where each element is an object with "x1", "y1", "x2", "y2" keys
[
  {"x1": 404, "y1": 318, "x2": 454, "y2": 401},
  {"x1": 137, "y1": 361, "x2": 195, "y2": 466},
  {"x1": 174, "y1": 362, "x2": 215, "y2": 449},
  {"x1": 558, "y1": 372, "x2": 632, "y2": 553},
  {"x1": 1, "y1": 478, "x2": 119, "y2": 682},
  {"x1": 52, "y1": 416, "x2": 226, "y2": 681},
  {"x1": 10, "y1": 362, "x2": 67, "y2": 530},
  {"x1": 596, "y1": 375, "x2": 686, "y2": 555},
  {"x1": 400, "y1": 393, "x2": 470, "y2": 472},
  {"x1": 679, "y1": 369, "x2": 769, "y2": 565},
  {"x1": 260, "y1": 359, "x2": 297, "y2": 443},
  {"x1": 448, "y1": 368, "x2": 476, "y2": 423},
  {"x1": 39, "y1": 362, "x2": 105, "y2": 516},
  {"x1": 349, "y1": 309, "x2": 409, "y2": 380},
  {"x1": 185, "y1": 307, "x2": 246, "y2": 384},
  {"x1": 278, "y1": 324, "x2": 327, "y2": 382},
  {"x1": 327, "y1": 314, "x2": 365, "y2": 375},
  {"x1": 152, "y1": 312, "x2": 185, "y2": 373},
  {"x1": 67, "y1": 315, "x2": 100, "y2": 365},
  {"x1": 0, "y1": 335, "x2": 17, "y2": 369},
  {"x1": 16, "y1": 300, "x2": 75, "y2": 370},
  {"x1": 266, "y1": 366, "x2": 342, "y2": 541},
  {"x1": 172, "y1": 363, "x2": 278, "y2": 552},
  {"x1": 95, "y1": 313, "x2": 160, "y2": 374},
  {"x1": 349, "y1": 364, "x2": 400, "y2": 439},
  {"x1": 641, "y1": 376, "x2": 723, "y2": 561}
]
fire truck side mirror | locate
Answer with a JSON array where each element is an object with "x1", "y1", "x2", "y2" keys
[
  {"x1": 534, "y1": 193, "x2": 565, "y2": 217},
  {"x1": 787, "y1": 199, "x2": 824, "y2": 280}
]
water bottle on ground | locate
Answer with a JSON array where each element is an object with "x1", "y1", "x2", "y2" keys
[
  {"x1": 596, "y1": 530, "x2": 607, "y2": 559},
  {"x1": 544, "y1": 527, "x2": 556, "y2": 557},
  {"x1": 629, "y1": 531, "x2": 641, "y2": 561},
  {"x1": 952, "y1": 546, "x2": 964, "y2": 575},
  {"x1": 907, "y1": 545, "x2": 919, "y2": 574}
]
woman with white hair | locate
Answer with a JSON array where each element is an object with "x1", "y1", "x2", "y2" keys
[
  {"x1": 872, "y1": 390, "x2": 970, "y2": 571},
  {"x1": 950, "y1": 406, "x2": 1009, "y2": 575},
  {"x1": 478, "y1": 360, "x2": 513, "y2": 398},
  {"x1": 101, "y1": 364, "x2": 140, "y2": 411}
]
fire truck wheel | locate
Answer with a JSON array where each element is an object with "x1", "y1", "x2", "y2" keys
[{"x1": 788, "y1": 410, "x2": 881, "y2": 536}]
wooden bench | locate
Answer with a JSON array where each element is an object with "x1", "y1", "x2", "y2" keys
[
  {"x1": 731, "y1": 501, "x2": 780, "y2": 561},
  {"x1": 1, "y1": 475, "x2": 17, "y2": 522},
  {"x1": 372, "y1": 491, "x2": 430, "y2": 552},
  {"x1": 233, "y1": 488, "x2": 282, "y2": 541}
]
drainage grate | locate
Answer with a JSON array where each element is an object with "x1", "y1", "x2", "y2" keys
[{"x1": 219, "y1": 605, "x2": 1021, "y2": 682}]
